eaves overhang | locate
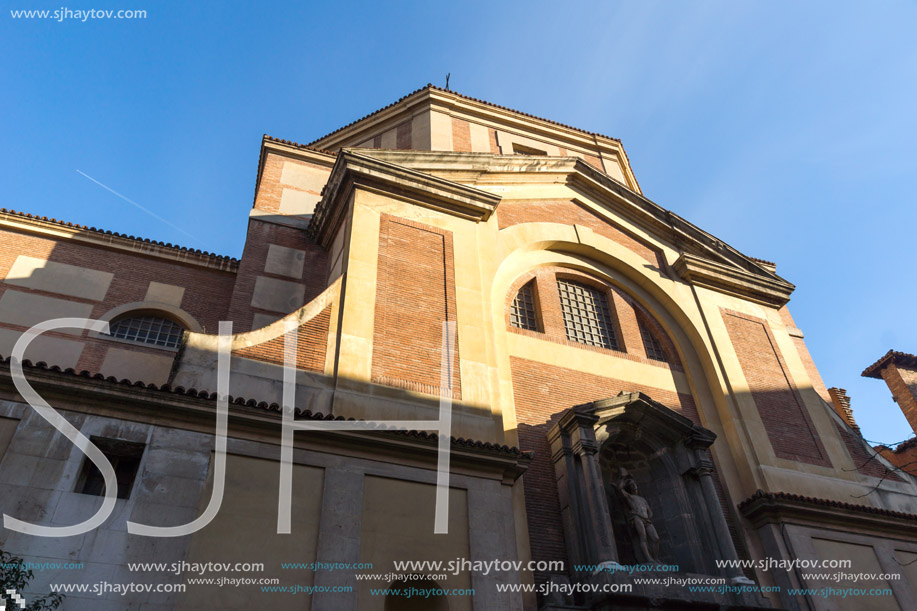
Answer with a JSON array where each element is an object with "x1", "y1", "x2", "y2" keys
[
  {"x1": 0, "y1": 208, "x2": 238, "y2": 273},
  {"x1": 862, "y1": 350, "x2": 917, "y2": 379},
  {"x1": 739, "y1": 490, "x2": 917, "y2": 537},
  {"x1": 309, "y1": 149, "x2": 501, "y2": 248},
  {"x1": 0, "y1": 357, "x2": 531, "y2": 481}
]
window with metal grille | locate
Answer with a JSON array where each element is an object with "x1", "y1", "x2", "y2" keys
[
  {"x1": 556, "y1": 279, "x2": 618, "y2": 349},
  {"x1": 108, "y1": 314, "x2": 185, "y2": 348},
  {"x1": 638, "y1": 316, "x2": 668, "y2": 362},
  {"x1": 510, "y1": 281, "x2": 538, "y2": 331}
]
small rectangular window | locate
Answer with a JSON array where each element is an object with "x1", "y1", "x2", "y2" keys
[
  {"x1": 557, "y1": 279, "x2": 619, "y2": 350},
  {"x1": 75, "y1": 437, "x2": 145, "y2": 499},
  {"x1": 510, "y1": 281, "x2": 538, "y2": 331}
]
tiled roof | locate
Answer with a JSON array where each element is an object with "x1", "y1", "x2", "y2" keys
[
  {"x1": 749, "y1": 257, "x2": 776, "y2": 266},
  {"x1": 739, "y1": 490, "x2": 917, "y2": 521},
  {"x1": 263, "y1": 135, "x2": 337, "y2": 157},
  {"x1": 307, "y1": 84, "x2": 623, "y2": 147},
  {"x1": 891, "y1": 437, "x2": 917, "y2": 453},
  {"x1": 862, "y1": 350, "x2": 917, "y2": 378},
  {"x1": 0, "y1": 207, "x2": 238, "y2": 266},
  {"x1": 0, "y1": 355, "x2": 529, "y2": 458}
]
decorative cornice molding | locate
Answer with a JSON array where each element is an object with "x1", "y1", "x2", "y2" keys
[
  {"x1": 582, "y1": 390, "x2": 718, "y2": 450},
  {"x1": 0, "y1": 209, "x2": 238, "y2": 273},
  {"x1": 309, "y1": 150, "x2": 501, "y2": 248},
  {"x1": 352, "y1": 150, "x2": 790, "y2": 304},
  {"x1": 0, "y1": 356, "x2": 531, "y2": 479},
  {"x1": 673, "y1": 253, "x2": 795, "y2": 307},
  {"x1": 738, "y1": 490, "x2": 917, "y2": 535}
]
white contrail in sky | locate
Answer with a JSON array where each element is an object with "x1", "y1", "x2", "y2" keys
[{"x1": 76, "y1": 170, "x2": 202, "y2": 245}]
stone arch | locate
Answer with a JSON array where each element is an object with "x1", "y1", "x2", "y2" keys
[{"x1": 92, "y1": 301, "x2": 204, "y2": 334}]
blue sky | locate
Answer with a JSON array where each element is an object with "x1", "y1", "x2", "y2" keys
[{"x1": 2, "y1": 1, "x2": 915, "y2": 444}]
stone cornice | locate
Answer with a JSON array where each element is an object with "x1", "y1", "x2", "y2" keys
[
  {"x1": 0, "y1": 209, "x2": 238, "y2": 273},
  {"x1": 673, "y1": 253, "x2": 795, "y2": 307},
  {"x1": 309, "y1": 150, "x2": 501, "y2": 248},
  {"x1": 347, "y1": 150, "x2": 793, "y2": 306},
  {"x1": 0, "y1": 359, "x2": 530, "y2": 481},
  {"x1": 739, "y1": 490, "x2": 917, "y2": 536},
  {"x1": 583, "y1": 390, "x2": 718, "y2": 449}
]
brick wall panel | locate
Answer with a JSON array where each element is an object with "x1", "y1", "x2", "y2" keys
[
  {"x1": 372, "y1": 215, "x2": 461, "y2": 398},
  {"x1": 722, "y1": 309, "x2": 831, "y2": 467},
  {"x1": 497, "y1": 199, "x2": 666, "y2": 270},
  {"x1": 232, "y1": 306, "x2": 331, "y2": 373}
]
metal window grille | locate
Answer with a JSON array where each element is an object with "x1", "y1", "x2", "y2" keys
[
  {"x1": 108, "y1": 314, "x2": 184, "y2": 348},
  {"x1": 638, "y1": 317, "x2": 668, "y2": 362},
  {"x1": 510, "y1": 281, "x2": 538, "y2": 331},
  {"x1": 556, "y1": 279, "x2": 618, "y2": 349}
]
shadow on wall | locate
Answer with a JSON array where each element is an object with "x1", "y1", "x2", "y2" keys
[
  {"x1": 0, "y1": 234, "x2": 237, "y2": 385},
  {"x1": 384, "y1": 576, "x2": 449, "y2": 611}
]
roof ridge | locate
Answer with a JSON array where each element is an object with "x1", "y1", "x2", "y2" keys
[
  {"x1": 263, "y1": 135, "x2": 337, "y2": 156},
  {"x1": 307, "y1": 84, "x2": 622, "y2": 147},
  {"x1": 0, "y1": 207, "x2": 238, "y2": 263}
]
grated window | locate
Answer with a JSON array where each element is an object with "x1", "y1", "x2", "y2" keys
[
  {"x1": 556, "y1": 279, "x2": 618, "y2": 349},
  {"x1": 510, "y1": 281, "x2": 538, "y2": 331},
  {"x1": 108, "y1": 314, "x2": 184, "y2": 348},
  {"x1": 638, "y1": 317, "x2": 668, "y2": 362}
]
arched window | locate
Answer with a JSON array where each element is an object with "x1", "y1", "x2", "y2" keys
[
  {"x1": 556, "y1": 279, "x2": 619, "y2": 350},
  {"x1": 509, "y1": 280, "x2": 538, "y2": 331},
  {"x1": 107, "y1": 313, "x2": 185, "y2": 348}
]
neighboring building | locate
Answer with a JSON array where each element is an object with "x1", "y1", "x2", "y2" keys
[
  {"x1": 864, "y1": 351, "x2": 917, "y2": 477},
  {"x1": 1, "y1": 85, "x2": 916, "y2": 611}
]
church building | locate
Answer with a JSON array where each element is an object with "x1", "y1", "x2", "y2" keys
[{"x1": 1, "y1": 85, "x2": 916, "y2": 610}]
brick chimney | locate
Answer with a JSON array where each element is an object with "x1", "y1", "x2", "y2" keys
[
  {"x1": 827, "y1": 387, "x2": 859, "y2": 432},
  {"x1": 862, "y1": 350, "x2": 917, "y2": 436}
]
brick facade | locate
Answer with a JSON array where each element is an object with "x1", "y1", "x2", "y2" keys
[
  {"x1": 232, "y1": 306, "x2": 331, "y2": 373},
  {"x1": 506, "y1": 266, "x2": 682, "y2": 371},
  {"x1": 881, "y1": 364, "x2": 917, "y2": 435},
  {"x1": 722, "y1": 309, "x2": 831, "y2": 467},
  {"x1": 497, "y1": 199, "x2": 666, "y2": 270},
  {"x1": 0, "y1": 225, "x2": 235, "y2": 373},
  {"x1": 371, "y1": 214, "x2": 461, "y2": 398}
]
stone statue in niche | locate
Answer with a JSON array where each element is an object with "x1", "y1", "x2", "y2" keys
[{"x1": 611, "y1": 468, "x2": 661, "y2": 564}]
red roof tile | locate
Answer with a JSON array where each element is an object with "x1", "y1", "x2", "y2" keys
[
  {"x1": 0, "y1": 355, "x2": 529, "y2": 458},
  {"x1": 739, "y1": 489, "x2": 917, "y2": 521},
  {"x1": 862, "y1": 350, "x2": 917, "y2": 378},
  {"x1": 0, "y1": 208, "x2": 237, "y2": 265},
  {"x1": 307, "y1": 84, "x2": 623, "y2": 147}
]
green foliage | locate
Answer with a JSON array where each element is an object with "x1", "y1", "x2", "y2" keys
[{"x1": 0, "y1": 550, "x2": 64, "y2": 611}]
